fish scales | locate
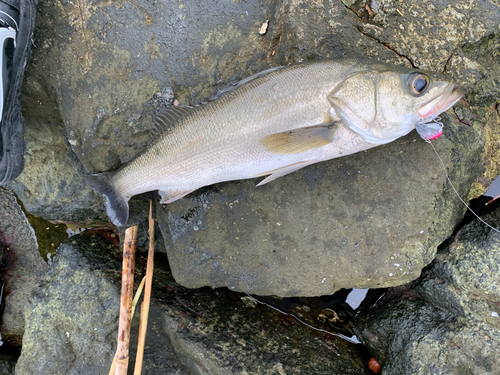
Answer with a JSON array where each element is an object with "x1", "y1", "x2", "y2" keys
[{"x1": 115, "y1": 63, "x2": 346, "y2": 193}]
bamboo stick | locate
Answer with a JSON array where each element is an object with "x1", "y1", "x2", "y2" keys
[
  {"x1": 134, "y1": 201, "x2": 155, "y2": 375},
  {"x1": 114, "y1": 225, "x2": 138, "y2": 375}
]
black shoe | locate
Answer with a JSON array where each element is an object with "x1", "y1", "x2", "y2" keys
[{"x1": 0, "y1": 0, "x2": 35, "y2": 185}]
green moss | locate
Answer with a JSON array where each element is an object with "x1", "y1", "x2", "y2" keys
[{"x1": 468, "y1": 181, "x2": 487, "y2": 200}]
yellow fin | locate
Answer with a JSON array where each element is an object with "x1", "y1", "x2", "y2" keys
[{"x1": 261, "y1": 123, "x2": 338, "y2": 155}]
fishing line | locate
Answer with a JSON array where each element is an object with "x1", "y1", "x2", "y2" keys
[
  {"x1": 426, "y1": 139, "x2": 500, "y2": 234},
  {"x1": 244, "y1": 293, "x2": 361, "y2": 344}
]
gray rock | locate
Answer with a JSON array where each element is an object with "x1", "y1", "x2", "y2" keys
[
  {"x1": 0, "y1": 188, "x2": 47, "y2": 347},
  {"x1": 11, "y1": 88, "x2": 107, "y2": 224},
  {"x1": 354, "y1": 210, "x2": 500, "y2": 375},
  {"x1": 16, "y1": 230, "x2": 370, "y2": 374},
  {"x1": 348, "y1": 0, "x2": 500, "y2": 72},
  {"x1": 127, "y1": 302, "x2": 189, "y2": 375},
  {"x1": 159, "y1": 288, "x2": 371, "y2": 375},
  {"x1": 15, "y1": 230, "x2": 190, "y2": 375},
  {"x1": 0, "y1": 359, "x2": 16, "y2": 375},
  {"x1": 7, "y1": 0, "x2": 500, "y2": 372},
  {"x1": 12, "y1": 0, "x2": 282, "y2": 223},
  {"x1": 15, "y1": 231, "x2": 122, "y2": 374}
]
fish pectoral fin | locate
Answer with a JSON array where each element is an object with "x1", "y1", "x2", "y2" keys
[
  {"x1": 158, "y1": 189, "x2": 195, "y2": 204},
  {"x1": 261, "y1": 123, "x2": 339, "y2": 155},
  {"x1": 255, "y1": 161, "x2": 312, "y2": 186}
]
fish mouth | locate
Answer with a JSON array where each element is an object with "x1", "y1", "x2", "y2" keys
[{"x1": 416, "y1": 83, "x2": 466, "y2": 122}]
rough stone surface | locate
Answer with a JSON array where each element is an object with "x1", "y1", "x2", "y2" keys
[
  {"x1": 0, "y1": 360, "x2": 16, "y2": 375},
  {"x1": 354, "y1": 210, "x2": 500, "y2": 375},
  {"x1": 151, "y1": 0, "x2": 500, "y2": 296},
  {"x1": 11, "y1": 86, "x2": 107, "y2": 225},
  {"x1": 0, "y1": 188, "x2": 48, "y2": 347},
  {"x1": 347, "y1": 0, "x2": 500, "y2": 197},
  {"x1": 348, "y1": 0, "x2": 500, "y2": 72},
  {"x1": 16, "y1": 230, "x2": 370, "y2": 374},
  {"x1": 159, "y1": 287, "x2": 370, "y2": 375},
  {"x1": 15, "y1": 231, "x2": 121, "y2": 375}
]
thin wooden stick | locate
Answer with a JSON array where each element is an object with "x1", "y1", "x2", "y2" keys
[
  {"x1": 131, "y1": 276, "x2": 146, "y2": 318},
  {"x1": 109, "y1": 354, "x2": 116, "y2": 375},
  {"x1": 134, "y1": 201, "x2": 155, "y2": 375},
  {"x1": 109, "y1": 276, "x2": 146, "y2": 375},
  {"x1": 115, "y1": 225, "x2": 138, "y2": 375}
]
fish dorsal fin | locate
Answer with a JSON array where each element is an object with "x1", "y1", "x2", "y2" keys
[
  {"x1": 261, "y1": 123, "x2": 339, "y2": 155},
  {"x1": 209, "y1": 66, "x2": 284, "y2": 101},
  {"x1": 151, "y1": 106, "x2": 193, "y2": 139}
]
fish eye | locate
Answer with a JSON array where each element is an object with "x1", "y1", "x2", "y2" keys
[{"x1": 407, "y1": 72, "x2": 430, "y2": 96}]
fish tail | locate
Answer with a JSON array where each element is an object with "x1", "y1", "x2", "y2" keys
[{"x1": 86, "y1": 172, "x2": 129, "y2": 226}]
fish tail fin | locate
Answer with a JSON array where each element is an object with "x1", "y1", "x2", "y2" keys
[{"x1": 86, "y1": 172, "x2": 129, "y2": 226}]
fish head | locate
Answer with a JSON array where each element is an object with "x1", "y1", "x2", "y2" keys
[{"x1": 327, "y1": 65, "x2": 465, "y2": 144}]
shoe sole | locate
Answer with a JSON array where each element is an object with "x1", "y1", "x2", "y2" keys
[{"x1": 0, "y1": 0, "x2": 35, "y2": 185}]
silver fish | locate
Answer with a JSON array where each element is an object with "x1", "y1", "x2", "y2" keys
[{"x1": 87, "y1": 59, "x2": 465, "y2": 226}]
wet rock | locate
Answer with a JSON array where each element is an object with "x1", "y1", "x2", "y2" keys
[
  {"x1": 16, "y1": 230, "x2": 370, "y2": 374},
  {"x1": 348, "y1": 0, "x2": 499, "y2": 72},
  {"x1": 354, "y1": 210, "x2": 500, "y2": 374},
  {"x1": 158, "y1": 286, "x2": 371, "y2": 375},
  {"x1": 15, "y1": 231, "x2": 122, "y2": 374},
  {"x1": 0, "y1": 188, "x2": 47, "y2": 348},
  {"x1": 11, "y1": 88, "x2": 107, "y2": 224},
  {"x1": 346, "y1": 0, "x2": 500, "y2": 194},
  {"x1": 265, "y1": 0, "x2": 399, "y2": 64},
  {"x1": 0, "y1": 360, "x2": 16, "y2": 375},
  {"x1": 15, "y1": 230, "x2": 189, "y2": 375},
  {"x1": 12, "y1": 0, "x2": 282, "y2": 223},
  {"x1": 7, "y1": 0, "x2": 500, "y2": 372},
  {"x1": 0, "y1": 359, "x2": 16, "y2": 375}
]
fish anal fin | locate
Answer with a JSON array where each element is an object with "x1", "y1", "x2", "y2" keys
[
  {"x1": 158, "y1": 189, "x2": 196, "y2": 204},
  {"x1": 150, "y1": 106, "x2": 194, "y2": 140},
  {"x1": 261, "y1": 123, "x2": 339, "y2": 155},
  {"x1": 255, "y1": 161, "x2": 312, "y2": 186}
]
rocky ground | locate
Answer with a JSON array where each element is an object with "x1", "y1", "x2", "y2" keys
[{"x1": 0, "y1": 0, "x2": 499, "y2": 374}]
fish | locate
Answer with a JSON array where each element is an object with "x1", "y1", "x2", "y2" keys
[{"x1": 86, "y1": 58, "x2": 465, "y2": 226}]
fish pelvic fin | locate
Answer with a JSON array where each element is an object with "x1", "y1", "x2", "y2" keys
[
  {"x1": 86, "y1": 173, "x2": 130, "y2": 226},
  {"x1": 261, "y1": 122, "x2": 339, "y2": 155},
  {"x1": 255, "y1": 161, "x2": 312, "y2": 186}
]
